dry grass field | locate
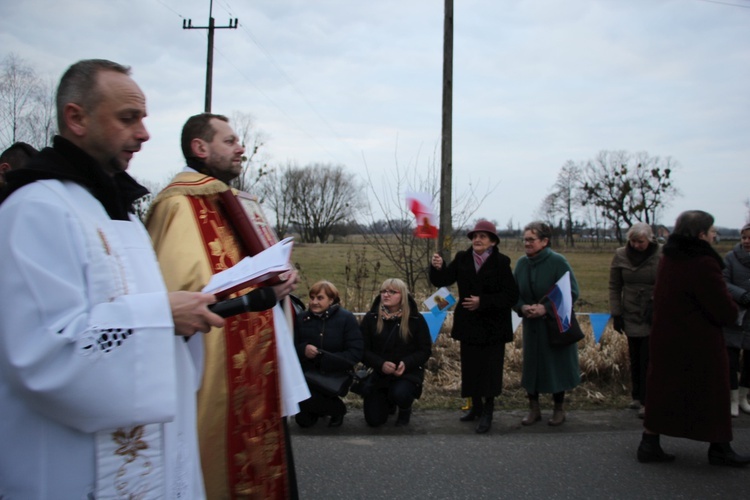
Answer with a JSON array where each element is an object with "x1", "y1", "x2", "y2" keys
[{"x1": 291, "y1": 236, "x2": 737, "y2": 410}]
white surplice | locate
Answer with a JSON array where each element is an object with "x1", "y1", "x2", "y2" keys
[{"x1": 0, "y1": 180, "x2": 205, "y2": 499}]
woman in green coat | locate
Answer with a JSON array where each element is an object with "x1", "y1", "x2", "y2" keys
[{"x1": 514, "y1": 221, "x2": 581, "y2": 426}]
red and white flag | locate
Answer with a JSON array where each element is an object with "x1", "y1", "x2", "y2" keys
[{"x1": 405, "y1": 191, "x2": 438, "y2": 239}]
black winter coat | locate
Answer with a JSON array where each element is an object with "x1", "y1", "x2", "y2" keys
[
  {"x1": 294, "y1": 305, "x2": 363, "y2": 374},
  {"x1": 429, "y1": 245, "x2": 520, "y2": 345},
  {"x1": 360, "y1": 295, "x2": 433, "y2": 389}
]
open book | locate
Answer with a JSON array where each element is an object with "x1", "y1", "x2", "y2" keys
[{"x1": 202, "y1": 237, "x2": 294, "y2": 297}]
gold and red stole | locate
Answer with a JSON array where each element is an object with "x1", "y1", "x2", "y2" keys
[{"x1": 186, "y1": 191, "x2": 288, "y2": 500}]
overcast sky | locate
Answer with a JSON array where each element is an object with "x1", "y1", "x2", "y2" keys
[{"x1": 2, "y1": 0, "x2": 749, "y2": 230}]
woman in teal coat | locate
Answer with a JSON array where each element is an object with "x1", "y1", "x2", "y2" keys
[{"x1": 514, "y1": 221, "x2": 581, "y2": 426}]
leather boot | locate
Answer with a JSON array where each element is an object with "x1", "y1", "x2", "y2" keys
[
  {"x1": 548, "y1": 402, "x2": 566, "y2": 426},
  {"x1": 739, "y1": 387, "x2": 750, "y2": 414},
  {"x1": 731, "y1": 389, "x2": 740, "y2": 418},
  {"x1": 460, "y1": 400, "x2": 483, "y2": 422},
  {"x1": 637, "y1": 432, "x2": 675, "y2": 463},
  {"x1": 522, "y1": 399, "x2": 541, "y2": 426},
  {"x1": 708, "y1": 442, "x2": 750, "y2": 467},
  {"x1": 475, "y1": 399, "x2": 494, "y2": 434},
  {"x1": 395, "y1": 407, "x2": 411, "y2": 427}
]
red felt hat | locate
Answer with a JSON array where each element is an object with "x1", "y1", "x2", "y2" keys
[{"x1": 467, "y1": 220, "x2": 499, "y2": 243}]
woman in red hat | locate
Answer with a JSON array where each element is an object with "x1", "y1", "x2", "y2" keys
[{"x1": 429, "y1": 220, "x2": 519, "y2": 433}]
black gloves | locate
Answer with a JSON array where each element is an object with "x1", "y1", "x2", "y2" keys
[
  {"x1": 612, "y1": 315, "x2": 625, "y2": 333},
  {"x1": 739, "y1": 293, "x2": 750, "y2": 307}
]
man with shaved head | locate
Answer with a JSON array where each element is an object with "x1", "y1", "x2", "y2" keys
[{"x1": 0, "y1": 59, "x2": 223, "y2": 498}]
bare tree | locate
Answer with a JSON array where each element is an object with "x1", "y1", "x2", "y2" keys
[
  {"x1": 580, "y1": 150, "x2": 678, "y2": 243},
  {"x1": 25, "y1": 77, "x2": 57, "y2": 148},
  {"x1": 553, "y1": 161, "x2": 582, "y2": 246},
  {"x1": 745, "y1": 198, "x2": 750, "y2": 225},
  {"x1": 535, "y1": 191, "x2": 560, "y2": 226},
  {"x1": 262, "y1": 162, "x2": 363, "y2": 243},
  {"x1": 362, "y1": 152, "x2": 496, "y2": 293},
  {"x1": 229, "y1": 111, "x2": 269, "y2": 192},
  {"x1": 258, "y1": 161, "x2": 299, "y2": 239},
  {"x1": 0, "y1": 54, "x2": 42, "y2": 148}
]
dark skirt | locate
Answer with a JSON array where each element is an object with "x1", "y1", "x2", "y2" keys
[{"x1": 460, "y1": 342, "x2": 505, "y2": 397}]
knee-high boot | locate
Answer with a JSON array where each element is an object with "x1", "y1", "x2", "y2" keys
[
  {"x1": 475, "y1": 398, "x2": 494, "y2": 434},
  {"x1": 739, "y1": 387, "x2": 750, "y2": 414},
  {"x1": 731, "y1": 389, "x2": 740, "y2": 418}
]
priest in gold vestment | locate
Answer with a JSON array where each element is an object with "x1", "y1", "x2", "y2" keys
[{"x1": 146, "y1": 113, "x2": 308, "y2": 499}]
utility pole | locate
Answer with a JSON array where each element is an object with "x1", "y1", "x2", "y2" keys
[
  {"x1": 438, "y1": 0, "x2": 453, "y2": 258},
  {"x1": 183, "y1": 0, "x2": 238, "y2": 112}
]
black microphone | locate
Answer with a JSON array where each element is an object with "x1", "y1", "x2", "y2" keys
[
  {"x1": 208, "y1": 294, "x2": 252, "y2": 318},
  {"x1": 207, "y1": 287, "x2": 278, "y2": 318}
]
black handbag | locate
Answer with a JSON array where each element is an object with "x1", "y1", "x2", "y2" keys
[
  {"x1": 351, "y1": 323, "x2": 400, "y2": 397},
  {"x1": 304, "y1": 370, "x2": 353, "y2": 397},
  {"x1": 545, "y1": 309, "x2": 585, "y2": 348},
  {"x1": 350, "y1": 367, "x2": 376, "y2": 396}
]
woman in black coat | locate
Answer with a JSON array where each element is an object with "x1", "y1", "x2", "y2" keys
[
  {"x1": 429, "y1": 220, "x2": 520, "y2": 433},
  {"x1": 360, "y1": 278, "x2": 433, "y2": 427},
  {"x1": 294, "y1": 281, "x2": 363, "y2": 428}
]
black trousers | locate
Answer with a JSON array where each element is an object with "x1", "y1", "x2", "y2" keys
[
  {"x1": 363, "y1": 378, "x2": 419, "y2": 427},
  {"x1": 298, "y1": 387, "x2": 347, "y2": 418},
  {"x1": 727, "y1": 347, "x2": 750, "y2": 389},
  {"x1": 627, "y1": 335, "x2": 649, "y2": 404}
]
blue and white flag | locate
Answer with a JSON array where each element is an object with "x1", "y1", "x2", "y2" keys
[{"x1": 545, "y1": 271, "x2": 573, "y2": 332}]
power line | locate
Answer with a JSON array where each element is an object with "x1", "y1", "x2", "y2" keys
[
  {"x1": 209, "y1": 1, "x2": 355, "y2": 160},
  {"x1": 212, "y1": 44, "x2": 347, "y2": 166},
  {"x1": 158, "y1": 0, "x2": 362, "y2": 164},
  {"x1": 695, "y1": 0, "x2": 750, "y2": 8},
  {"x1": 182, "y1": 0, "x2": 238, "y2": 112},
  {"x1": 153, "y1": 0, "x2": 185, "y2": 19}
]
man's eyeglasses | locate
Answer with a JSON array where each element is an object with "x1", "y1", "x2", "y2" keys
[
  {"x1": 380, "y1": 289, "x2": 401, "y2": 296},
  {"x1": 523, "y1": 237, "x2": 539, "y2": 243}
]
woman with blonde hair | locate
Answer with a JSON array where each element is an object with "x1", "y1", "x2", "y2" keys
[{"x1": 359, "y1": 278, "x2": 432, "y2": 427}]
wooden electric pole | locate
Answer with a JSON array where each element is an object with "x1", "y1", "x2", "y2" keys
[
  {"x1": 183, "y1": 0, "x2": 238, "y2": 112},
  {"x1": 438, "y1": 0, "x2": 454, "y2": 258}
]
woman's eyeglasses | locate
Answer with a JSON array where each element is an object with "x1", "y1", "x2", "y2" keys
[
  {"x1": 380, "y1": 289, "x2": 401, "y2": 296},
  {"x1": 523, "y1": 237, "x2": 539, "y2": 243}
]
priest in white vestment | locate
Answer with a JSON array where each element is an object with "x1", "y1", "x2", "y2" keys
[{"x1": 0, "y1": 59, "x2": 223, "y2": 499}]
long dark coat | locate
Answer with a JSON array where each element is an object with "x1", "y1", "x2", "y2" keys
[
  {"x1": 644, "y1": 235, "x2": 738, "y2": 442},
  {"x1": 429, "y1": 246, "x2": 519, "y2": 345},
  {"x1": 430, "y1": 245, "x2": 519, "y2": 397},
  {"x1": 514, "y1": 247, "x2": 581, "y2": 394}
]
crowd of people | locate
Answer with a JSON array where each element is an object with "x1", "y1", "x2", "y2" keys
[{"x1": 1, "y1": 58, "x2": 749, "y2": 498}]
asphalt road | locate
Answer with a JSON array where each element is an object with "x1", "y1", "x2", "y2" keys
[{"x1": 290, "y1": 407, "x2": 750, "y2": 499}]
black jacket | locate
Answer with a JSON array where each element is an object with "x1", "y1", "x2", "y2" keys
[
  {"x1": 360, "y1": 295, "x2": 432, "y2": 388},
  {"x1": 0, "y1": 136, "x2": 147, "y2": 219},
  {"x1": 294, "y1": 304, "x2": 363, "y2": 374},
  {"x1": 429, "y1": 245, "x2": 519, "y2": 345}
]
